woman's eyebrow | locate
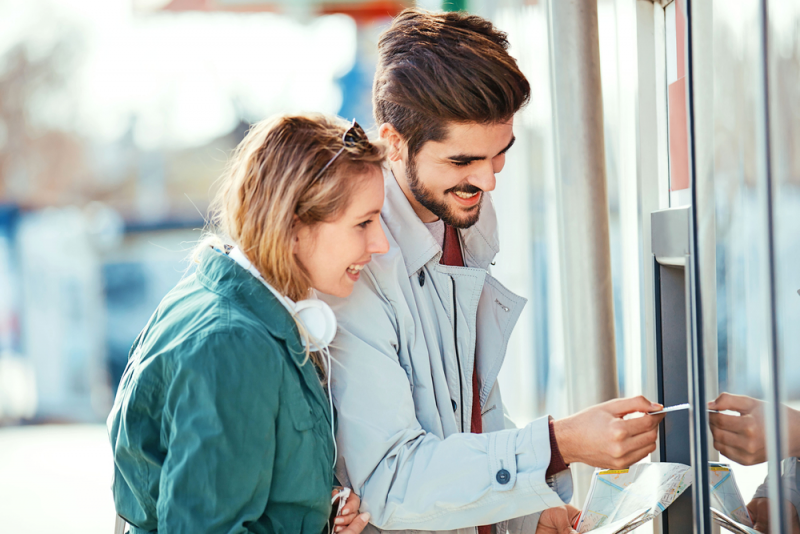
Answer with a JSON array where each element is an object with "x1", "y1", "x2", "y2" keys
[
  {"x1": 447, "y1": 135, "x2": 516, "y2": 163},
  {"x1": 356, "y1": 209, "x2": 381, "y2": 219}
]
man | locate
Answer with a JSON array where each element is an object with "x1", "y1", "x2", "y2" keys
[{"x1": 321, "y1": 9, "x2": 664, "y2": 533}]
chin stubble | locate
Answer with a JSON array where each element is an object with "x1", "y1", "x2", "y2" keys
[{"x1": 406, "y1": 157, "x2": 482, "y2": 229}]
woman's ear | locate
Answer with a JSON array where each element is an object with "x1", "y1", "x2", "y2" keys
[
  {"x1": 291, "y1": 215, "x2": 301, "y2": 253},
  {"x1": 378, "y1": 123, "x2": 405, "y2": 162}
]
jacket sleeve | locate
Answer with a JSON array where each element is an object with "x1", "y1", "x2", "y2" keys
[
  {"x1": 157, "y1": 330, "x2": 281, "y2": 533},
  {"x1": 753, "y1": 457, "x2": 800, "y2": 518},
  {"x1": 325, "y1": 270, "x2": 571, "y2": 531}
]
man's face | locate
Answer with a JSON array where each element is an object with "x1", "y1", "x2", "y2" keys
[{"x1": 399, "y1": 120, "x2": 515, "y2": 229}]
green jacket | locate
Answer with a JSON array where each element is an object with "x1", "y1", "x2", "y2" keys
[{"x1": 108, "y1": 246, "x2": 335, "y2": 533}]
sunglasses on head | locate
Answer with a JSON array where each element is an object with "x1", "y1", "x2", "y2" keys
[{"x1": 314, "y1": 119, "x2": 369, "y2": 181}]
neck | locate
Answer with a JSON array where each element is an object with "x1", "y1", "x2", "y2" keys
[{"x1": 389, "y1": 160, "x2": 439, "y2": 224}]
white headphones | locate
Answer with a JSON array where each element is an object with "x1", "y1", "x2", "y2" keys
[{"x1": 227, "y1": 247, "x2": 337, "y2": 350}]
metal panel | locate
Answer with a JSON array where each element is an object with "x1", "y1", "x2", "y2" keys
[
  {"x1": 651, "y1": 207, "x2": 689, "y2": 261},
  {"x1": 653, "y1": 261, "x2": 694, "y2": 533},
  {"x1": 652, "y1": 208, "x2": 694, "y2": 533}
]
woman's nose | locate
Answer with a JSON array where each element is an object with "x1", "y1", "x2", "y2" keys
[{"x1": 369, "y1": 222, "x2": 390, "y2": 255}]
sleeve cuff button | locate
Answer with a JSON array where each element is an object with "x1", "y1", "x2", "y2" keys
[{"x1": 496, "y1": 469, "x2": 511, "y2": 484}]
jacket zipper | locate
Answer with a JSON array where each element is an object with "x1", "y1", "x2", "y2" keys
[{"x1": 450, "y1": 275, "x2": 465, "y2": 432}]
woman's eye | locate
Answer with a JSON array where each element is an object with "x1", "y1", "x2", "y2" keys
[{"x1": 358, "y1": 219, "x2": 372, "y2": 229}]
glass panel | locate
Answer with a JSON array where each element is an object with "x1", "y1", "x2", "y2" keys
[
  {"x1": 705, "y1": 0, "x2": 775, "y2": 531},
  {"x1": 769, "y1": 2, "x2": 800, "y2": 533}
]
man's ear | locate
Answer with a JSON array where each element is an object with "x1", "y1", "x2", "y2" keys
[{"x1": 378, "y1": 123, "x2": 405, "y2": 162}]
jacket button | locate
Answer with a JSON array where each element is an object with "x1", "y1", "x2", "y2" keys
[
  {"x1": 418, "y1": 270, "x2": 425, "y2": 286},
  {"x1": 451, "y1": 399, "x2": 457, "y2": 412},
  {"x1": 496, "y1": 469, "x2": 511, "y2": 485}
]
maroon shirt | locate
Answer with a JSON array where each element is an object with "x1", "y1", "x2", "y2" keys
[{"x1": 440, "y1": 223, "x2": 568, "y2": 532}]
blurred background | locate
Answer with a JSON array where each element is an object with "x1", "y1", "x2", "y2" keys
[{"x1": 0, "y1": 0, "x2": 798, "y2": 532}]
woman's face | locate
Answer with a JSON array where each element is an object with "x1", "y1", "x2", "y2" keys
[{"x1": 294, "y1": 168, "x2": 389, "y2": 298}]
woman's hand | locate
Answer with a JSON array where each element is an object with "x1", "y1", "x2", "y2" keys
[
  {"x1": 553, "y1": 396, "x2": 665, "y2": 469},
  {"x1": 332, "y1": 489, "x2": 370, "y2": 533}
]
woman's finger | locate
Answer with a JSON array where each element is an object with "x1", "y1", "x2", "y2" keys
[
  {"x1": 334, "y1": 511, "x2": 358, "y2": 525},
  {"x1": 339, "y1": 513, "x2": 371, "y2": 534},
  {"x1": 340, "y1": 491, "x2": 360, "y2": 516}
]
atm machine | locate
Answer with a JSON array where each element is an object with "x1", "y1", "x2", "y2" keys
[
  {"x1": 644, "y1": 1, "x2": 714, "y2": 532},
  {"x1": 642, "y1": 0, "x2": 795, "y2": 533}
]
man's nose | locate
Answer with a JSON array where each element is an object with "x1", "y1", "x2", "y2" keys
[{"x1": 470, "y1": 162, "x2": 496, "y2": 193}]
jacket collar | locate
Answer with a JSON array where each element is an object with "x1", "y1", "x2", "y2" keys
[
  {"x1": 380, "y1": 166, "x2": 501, "y2": 276},
  {"x1": 195, "y1": 246, "x2": 307, "y2": 364}
]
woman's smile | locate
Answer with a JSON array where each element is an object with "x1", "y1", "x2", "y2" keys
[{"x1": 346, "y1": 261, "x2": 368, "y2": 281}]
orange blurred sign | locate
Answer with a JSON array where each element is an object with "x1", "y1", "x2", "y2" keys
[
  {"x1": 158, "y1": 0, "x2": 407, "y2": 21},
  {"x1": 667, "y1": 0, "x2": 689, "y2": 192}
]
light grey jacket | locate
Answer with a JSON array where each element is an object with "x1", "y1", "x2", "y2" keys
[{"x1": 321, "y1": 170, "x2": 572, "y2": 534}]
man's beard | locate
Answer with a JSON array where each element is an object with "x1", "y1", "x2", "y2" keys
[{"x1": 406, "y1": 157, "x2": 483, "y2": 229}]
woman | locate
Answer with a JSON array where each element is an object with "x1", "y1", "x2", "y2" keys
[{"x1": 108, "y1": 114, "x2": 389, "y2": 533}]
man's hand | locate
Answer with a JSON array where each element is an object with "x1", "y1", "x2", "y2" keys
[
  {"x1": 708, "y1": 393, "x2": 766, "y2": 466},
  {"x1": 748, "y1": 497, "x2": 770, "y2": 533},
  {"x1": 552, "y1": 396, "x2": 665, "y2": 469},
  {"x1": 747, "y1": 497, "x2": 800, "y2": 534},
  {"x1": 536, "y1": 504, "x2": 581, "y2": 534},
  {"x1": 332, "y1": 489, "x2": 370, "y2": 533}
]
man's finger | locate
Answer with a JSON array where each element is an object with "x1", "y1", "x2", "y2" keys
[
  {"x1": 566, "y1": 503, "x2": 581, "y2": 522},
  {"x1": 709, "y1": 392, "x2": 756, "y2": 413},
  {"x1": 712, "y1": 441, "x2": 759, "y2": 466},
  {"x1": 616, "y1": 442, "x2": 658, "y2": 468},
  {"x1": 710, "y1": 423, "x2": 763, "y2": 455},
  {"x1": 609, "y1": 395, "x2": 662, "y2": 417},
  {"x1": 339, "y1": 513, "x2": 370, "y2": 534},
  {"x1": 625, "y1": 428, "x2": 659, "y2": 454},
  {"x1": 622, "y1": 412, "x2": 664, "y2": 436},
  {"x1": 709, "y1": 412, "x2": 749, "y2": 433}
]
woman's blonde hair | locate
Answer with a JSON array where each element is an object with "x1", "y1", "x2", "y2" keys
[{"x1": 197, "y1": 113, "x2": 385, "y2": 367}]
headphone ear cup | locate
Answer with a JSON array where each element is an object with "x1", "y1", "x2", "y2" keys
[{"x1": 293, "y1": 299, "x2": 337, "y2": 349}]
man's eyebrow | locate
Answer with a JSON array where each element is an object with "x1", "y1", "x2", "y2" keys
[{"x1": 446, "y1": 135, "x2": 516, "y2": 163}]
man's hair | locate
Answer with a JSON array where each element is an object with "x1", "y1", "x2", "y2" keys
[{"x1": 373, "y1": 8, "x2": 530, "y2": 159}]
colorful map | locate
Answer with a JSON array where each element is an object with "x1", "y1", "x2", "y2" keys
[
  {"x1": 708, "y1": 463, "x2": 753, "y2": 527},
  {"x1": 576, "y1": 463, "x2": 692, "y2": 533},
  {"x1": 575, "y1": 461, "x2": 756, "y2": 533}
]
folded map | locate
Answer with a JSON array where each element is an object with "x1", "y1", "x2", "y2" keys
[
  {"x1": 574, "y1": 461, "x2": 756, "y2": 533},
  {"x1": 575, "y1": 462, "x2": 691, "y2": 532}
]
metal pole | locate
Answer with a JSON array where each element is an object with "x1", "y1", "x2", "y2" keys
[
  {"x1": 755, "y1": 0, "x2": 788, "y2": 531},
  {"x1": 547, "y1": 0, "x2": 619, "y2": 502}
]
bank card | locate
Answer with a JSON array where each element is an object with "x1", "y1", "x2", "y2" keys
[{"x1": 648, "y1": 403, "x2": 721, "y2": 415}]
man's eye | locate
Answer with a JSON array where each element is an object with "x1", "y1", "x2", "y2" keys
[{"x1": 451, "y1": 160, "x2": 472, "y2": 167}]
